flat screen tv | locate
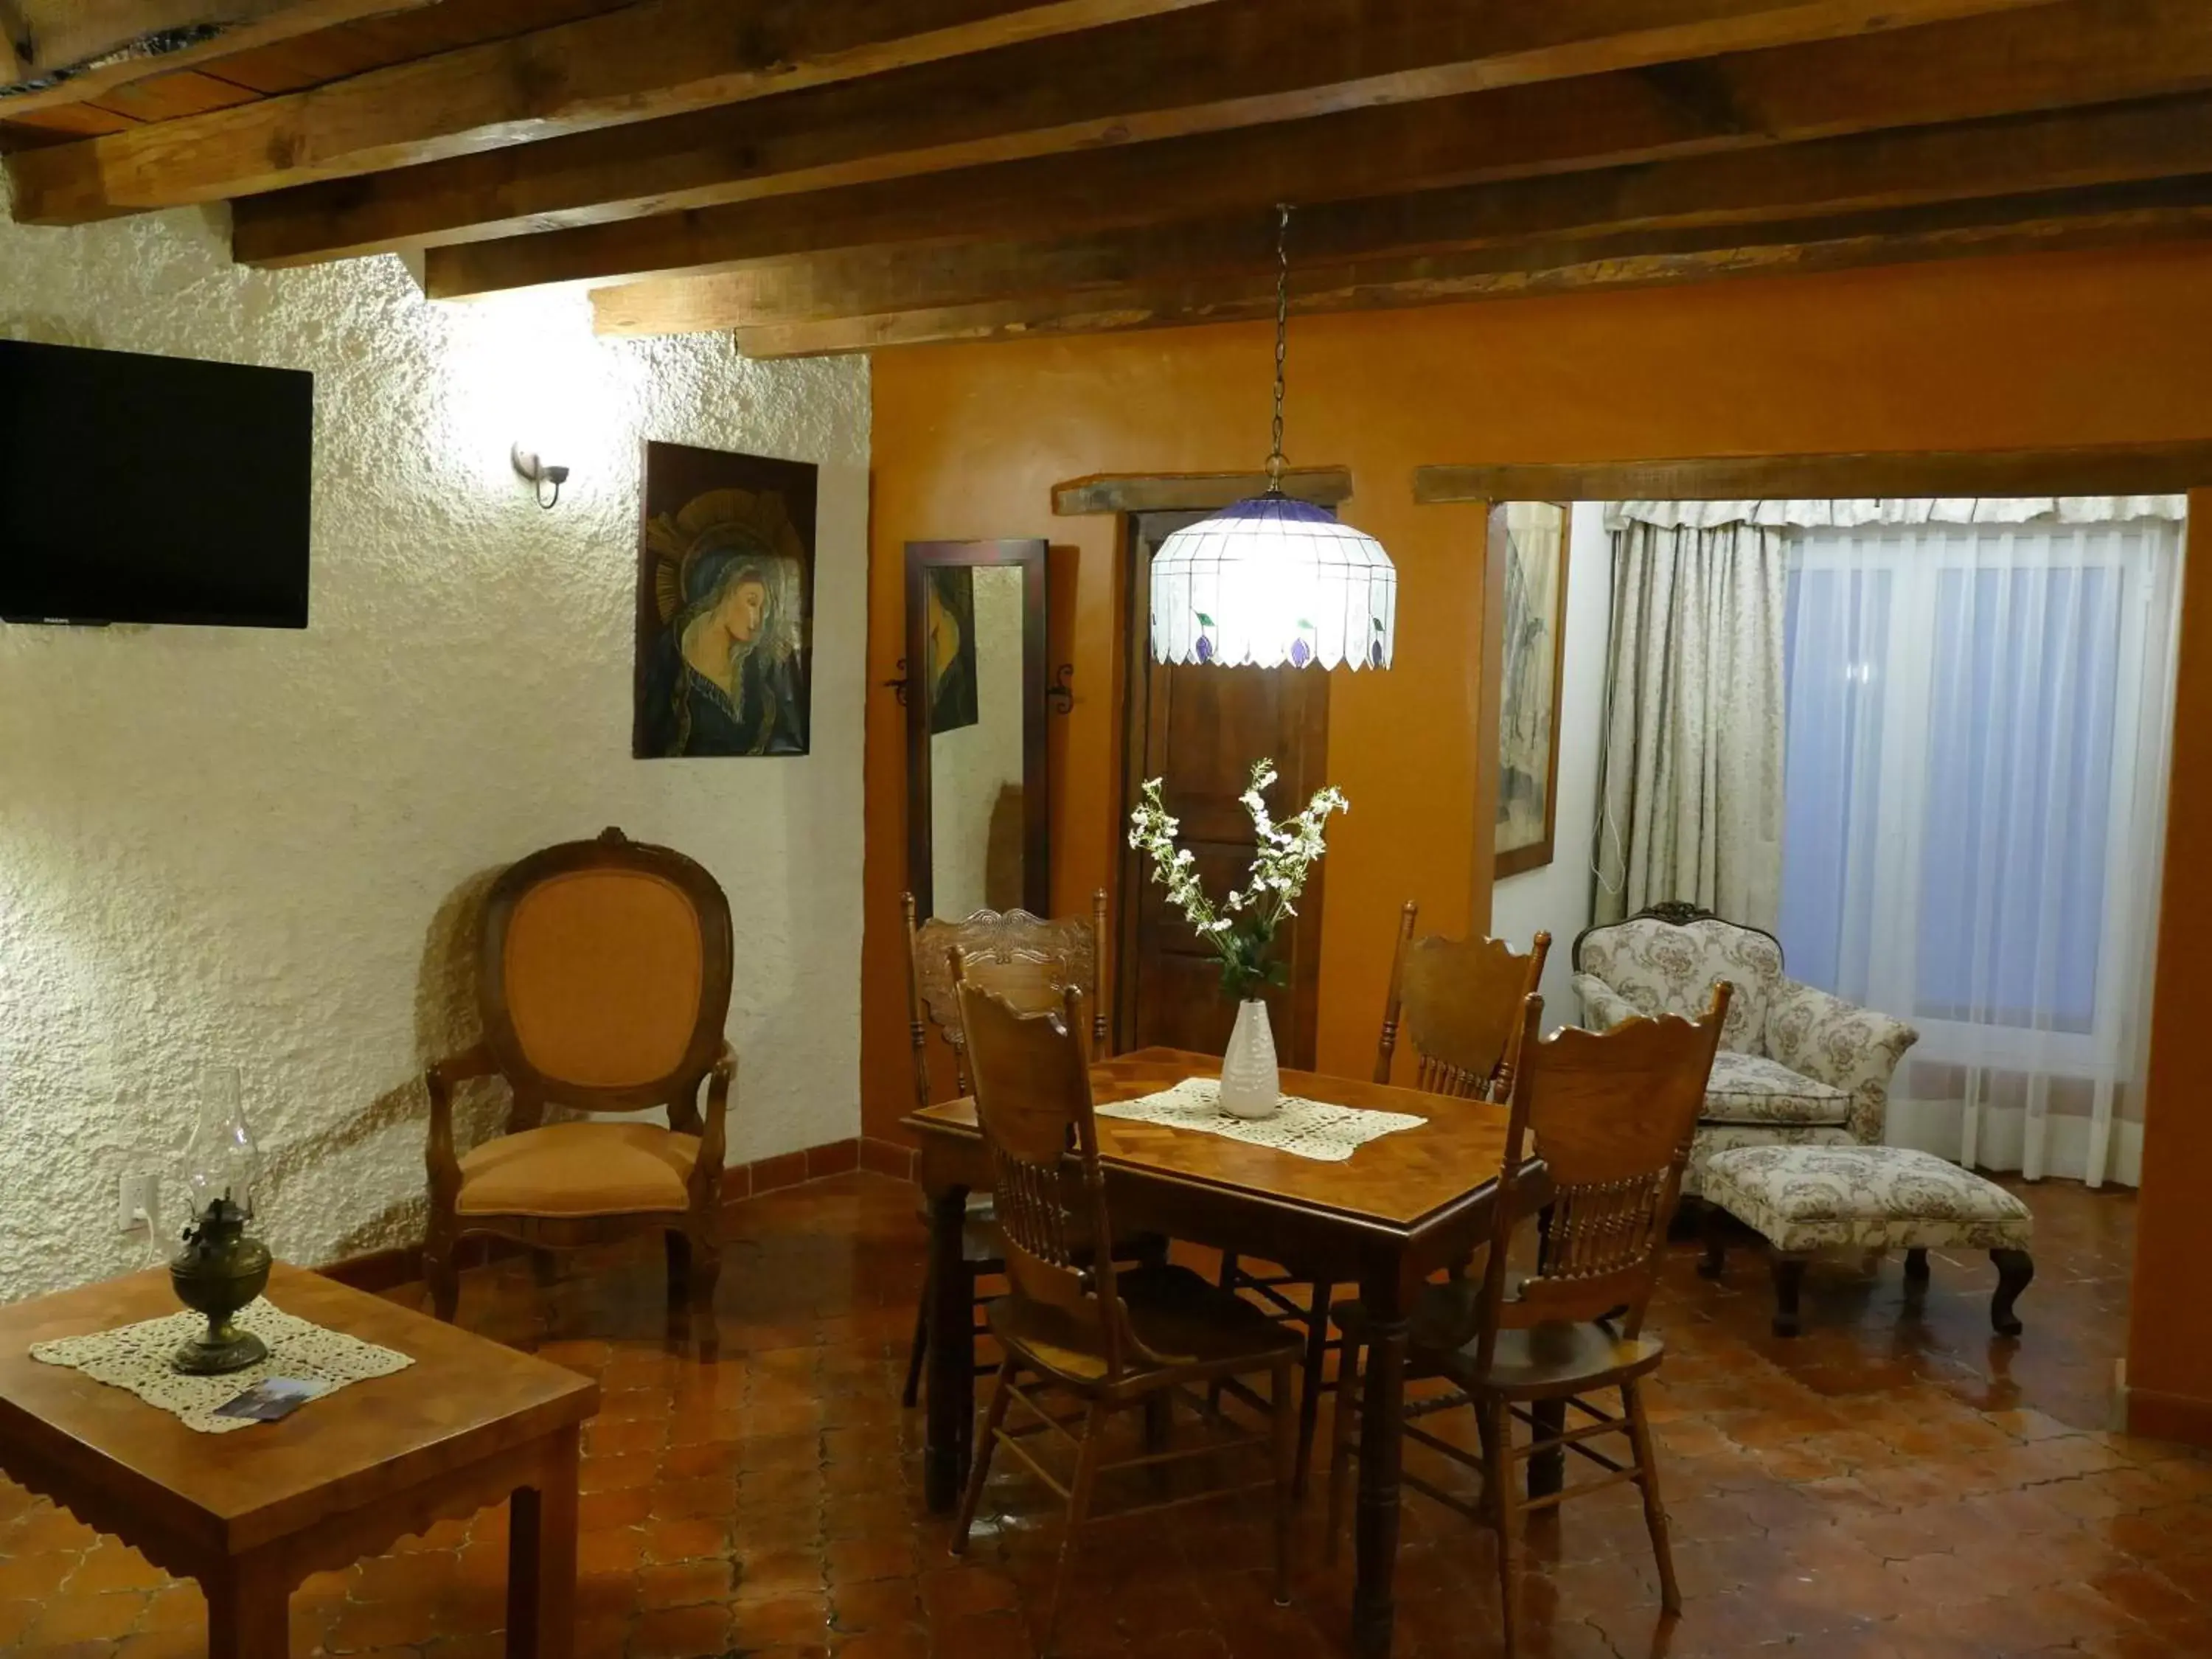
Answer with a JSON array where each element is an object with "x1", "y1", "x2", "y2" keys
[{"x1": 0, "y1": 339, "x2": 313, "y2": 628}]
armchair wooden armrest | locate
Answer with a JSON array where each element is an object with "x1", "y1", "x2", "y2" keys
[
  {"x1": 425, "y1": 1043, "x2": 496, "y2": 1204},
  {"x1": 690, "y1": 1043, "x2": 737, "y2": 1208}
]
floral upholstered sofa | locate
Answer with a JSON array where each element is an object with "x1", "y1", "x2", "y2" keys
[{"x1": 1572, "y1": 905, "x2": 1919, "y2": 1194}]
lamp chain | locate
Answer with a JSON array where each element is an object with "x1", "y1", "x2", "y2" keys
[{"x1": 1267, "y1": 201, "x2": 1290, "y2": 493}]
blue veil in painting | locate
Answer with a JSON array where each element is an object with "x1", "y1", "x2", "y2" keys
[{"x1": 640, "y1": 493, "x2": 810, "y2": 757}]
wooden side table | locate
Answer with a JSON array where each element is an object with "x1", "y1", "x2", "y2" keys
[{"x1": 0, "y1": 1262, "x2": 597, "y2": 1658}]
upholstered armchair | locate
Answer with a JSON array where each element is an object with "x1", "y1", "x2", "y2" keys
[
  {"x1": 425, "y1": 829, "x2": 734, "y2": 1353},
  {"x1": 1572, "y1": 903, "x2": 1918, "y2": 1194}
]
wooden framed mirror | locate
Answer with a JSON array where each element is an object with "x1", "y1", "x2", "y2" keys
[{"x1": 904, "y1": 539, "x2": 1050, "y2": 922}]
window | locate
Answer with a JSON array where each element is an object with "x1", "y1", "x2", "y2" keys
[{"x1": 1778, "y1": 519, "x2": 2179, "y2": 1085}]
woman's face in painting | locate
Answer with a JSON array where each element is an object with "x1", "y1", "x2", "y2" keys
[{"x1": 718, "y1": 577, "x2": 769, "y2": 644}]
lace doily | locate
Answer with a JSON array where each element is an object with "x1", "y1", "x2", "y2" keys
[
  {"x1": 1096, "y1": 1077, "x2": 1426, "y2": 1163},
  {"x1": 30, "y1": 1298, "x2": 416, "y2": 1434}
]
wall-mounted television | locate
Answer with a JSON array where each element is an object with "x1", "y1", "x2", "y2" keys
[{"x1": 0, "y1": 339, "x2": 313, "y2": 629}]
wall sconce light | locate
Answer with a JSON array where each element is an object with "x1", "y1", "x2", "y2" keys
[{"x1": 511, "y1": 443, "x2": 571, "y2": 510}]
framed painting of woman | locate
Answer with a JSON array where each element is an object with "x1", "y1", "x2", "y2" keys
[
  {"x1": 1496, "y1": 500, "x2": 1571, "y2": 877},
  {"x1": 634, "y1": 442, "x2": 818, "y2": 759}
]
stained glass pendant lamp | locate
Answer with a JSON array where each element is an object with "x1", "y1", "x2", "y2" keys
[{"x1": 1150, "y1": 206, "x2": 1397, "y2": 671}]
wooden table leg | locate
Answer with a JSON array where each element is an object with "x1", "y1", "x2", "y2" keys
[
  {"x1": 1351, "y1": 1266, "x2": 1408, "y2": 1659},
  {"x1": 508, "y1": 1425, "x2": 580, "y2": 1659},
  {"x1": 1528, "y1": 1399, "x2": 1568, "y2": 1499},
  {"x1": 923, "y1": 1182, "x2": 973, "y2": 1513},
  {"x1": 206, "y1": 1551, "x2": 290, "y2": 1659}
]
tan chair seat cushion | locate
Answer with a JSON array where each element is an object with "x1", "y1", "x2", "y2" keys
[{"x1": 457, "y1": 1122, "x2": 700, "y2": 1217}]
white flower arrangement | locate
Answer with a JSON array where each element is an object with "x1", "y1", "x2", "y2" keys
[{"x1": 1127, "y1": 759, "x2": 1349, "y2": 1001}]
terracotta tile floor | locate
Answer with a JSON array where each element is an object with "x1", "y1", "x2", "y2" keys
[{"x1": 1, "y1": 1172, "x2": 2208, "y2": 1659}]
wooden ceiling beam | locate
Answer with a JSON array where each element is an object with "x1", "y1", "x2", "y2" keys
[
  {"x1": 226, "y1": 0, "x2": 2057, "y2": 268},
  {"x1": 425, "y1": 0, "x2": 2212, "y2": 299},
  {"x1": 712, "y1": 180, "x2": 2212, "y2": 356},
  {"x1": 590, "y1": 95, "x2": 2212, "y2": 334},
  {"x1": 0, "y1": 1, "x2": 432, "y2": 102},
  {"x1": 2, "y1": 0, "x2": 1214, "y2": 223}
]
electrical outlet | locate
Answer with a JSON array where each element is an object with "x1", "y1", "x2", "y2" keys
[{"x1": 116, "y1": 1172, "x2": 159, "y2": 1234}]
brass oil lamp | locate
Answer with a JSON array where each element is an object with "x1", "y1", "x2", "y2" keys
[{"x1": 170, "y1": 1065, "x2": 271, "y2": 1375}]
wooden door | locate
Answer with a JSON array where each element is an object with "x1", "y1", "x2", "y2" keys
[{"x1": 1116, "y1": 510, "x2": 1330, "y2": 1067}]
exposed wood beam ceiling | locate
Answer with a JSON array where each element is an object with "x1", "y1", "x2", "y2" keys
[
  {"x1": 0, "y1": 1, "x2": 434, "y2": 98},
  {"x1": 228, "y1": 0, "x2": 2053, "y2": 265},
  {"x1": 713, "y1": 183, "x2": 2212, "y2": 358},
  {"x1": 4, "y1": 0, "x2": 2209, "y2": 356}
]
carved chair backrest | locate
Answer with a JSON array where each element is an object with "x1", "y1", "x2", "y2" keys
[
  {"x1": 953, "y1": 974, "x2": 1141, "y2": 1381},
  {"x1": 903, "y1": 891, "x2": 1107, "y2": 1108},
  {"x1": 1374, "y1": 902, "x2": 1550, "y2": 1099},
  {"x1": 1571, "y1": 902, "x2": 1779, "y2": 1054},
  {"x1": 479, "y1": 828, "x2": 733, "y2": 1133},
  {"x1": 1473, "y1": 981, "x2": 1731, "y2": 1363}
]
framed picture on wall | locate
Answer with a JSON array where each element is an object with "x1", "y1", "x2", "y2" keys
[
  {"x1": 1496, "y1": 501, "x2": 1571, "y2": 878},
  {"x1": 634, "y1": 441, "x2": 818, "y2": 759}
]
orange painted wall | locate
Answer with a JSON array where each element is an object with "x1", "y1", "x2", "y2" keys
[
  {"x1": 866, "y1": 242, "x2": 2212, "y2": 1438},
  {"x1": 2129, "y1": 491, "x2": 2212, "y2": 1446}
]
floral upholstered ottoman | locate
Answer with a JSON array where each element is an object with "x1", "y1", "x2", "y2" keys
[{"x1": 1697, "y1": 1145, "x2": 2035, "y2": 1338}]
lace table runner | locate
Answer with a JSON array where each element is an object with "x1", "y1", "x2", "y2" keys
[
  {"x1": 30, "y1": 1298, "x2": 415, "y2": 1434},
  {"x1": 1096, "y1": 1077, "x2": 1427, "y2": 1163}
]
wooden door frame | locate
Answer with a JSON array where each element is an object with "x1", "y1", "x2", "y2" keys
[
  {"x1": 1412, "y1": 440, "x2": 2212, "y2": 506},
  {"x1": 1413, "y1": 440, "x2": 2212, "y2": 1450},
  {"x1": 1107, "y1": 502, "x2": 1332, "y2": 1066}
]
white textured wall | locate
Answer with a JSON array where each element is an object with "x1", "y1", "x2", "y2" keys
[
  {"x1": 1492, "y1": 501, "x2": 1613, "y2": 1023},
  {"x1": 0, "y1": 188, "x2": 869, "y2": 1299}
]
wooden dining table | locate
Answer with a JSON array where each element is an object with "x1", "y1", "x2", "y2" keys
[{"x1": 905, "y1": 1046, "x2": 1518, "y2": 1659}]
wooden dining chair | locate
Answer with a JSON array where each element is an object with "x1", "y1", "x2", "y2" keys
[
  {"x1": 1375, "y1": 902, "x2": 1551, "y2": 1098},
  {"x1": 424, "y1": 828, "x2": 735, "y2": 1357},
  {"x1": 1215, "y1": 905, "x2": 1549, "y2": 1494},
  {"x1": 1328, "y1": 981, "x2": 1731, "y2": 1655},
  {"x1": 898, "y1": 892, "x2": 1161, "y2": 1409},
  {"x1": 949, "y1": 973, "x2": 1304, "y2": 1655}
]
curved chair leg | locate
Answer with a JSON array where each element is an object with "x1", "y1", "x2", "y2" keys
[
  {"x1": 1698, "y1": 1206, "x2": 1730, "y2": 1280},
  {"x1": 689, "y1": 1225, "x2": 722, "y2": 1363},
  {"x1": 953, "y1": 1357, "x2": 1017, "y2": 1555},
  {"x1": 1991, "y1": 1248, "x2": 2034, "y2": 1337},
  {"x1": 1770, "y1": 1251, "x2": 1811, "y2": 1338},
  {"x1": 901, "y1": 1279, "x2": 931, "y2": 1409},
  {"x1": 664, "y1": 1229, "x2": 691, "y2": 1299},
  {"x1": 1041, "y1": 1398, "x2": 1109, "y2": 1656},
  {"x1": 1624, "y1": 1380, "x2": 1681, "y2": 1616},
  {"x1": 1489, "y1": 1395, "x2": 1523, "y2": 1659}
]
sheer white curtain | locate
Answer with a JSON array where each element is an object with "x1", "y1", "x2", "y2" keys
[{"x1": 1778, "y1": 512, "x2": 2183, "y2": 1185}]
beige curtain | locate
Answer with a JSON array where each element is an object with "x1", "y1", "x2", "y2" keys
[{"x1": 1593, "y1": 520, "x2": 1787, "y2": 928}]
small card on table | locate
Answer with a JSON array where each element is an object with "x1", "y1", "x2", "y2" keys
[{"x1": 212, "y1": 1378, "x2": 330, "y2": 1422}]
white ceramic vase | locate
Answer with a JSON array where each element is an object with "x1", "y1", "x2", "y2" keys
[{"x1": 1218, "y1": 999, "x2": 1282, "y2": 1120}]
